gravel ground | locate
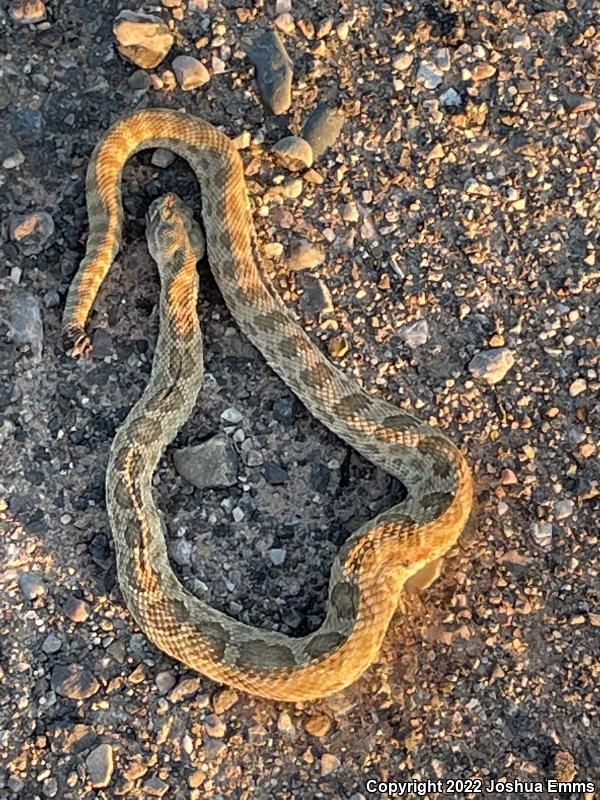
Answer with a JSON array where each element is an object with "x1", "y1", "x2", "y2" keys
[{"x1": 1, "y1": 0, "x2": 599, "y2": 798}]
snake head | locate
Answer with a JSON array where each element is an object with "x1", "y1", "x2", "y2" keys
[{"x1": 146, "y1": 193, "x2": 205, "y2": 267}]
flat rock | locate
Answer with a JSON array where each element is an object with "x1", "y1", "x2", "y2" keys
[
  {"x1": 302, "y1": 104, "x2": 344, "y2": 159},
  {"x1": 417, "y1": 61, "x2": 443, "y2": 89},
  {"x1": 86, "y1": 744, "x2": 114, "y2": 789},
  {"x1": 10, "y1": 211, "x2": 54, "y2": 255},
  {"x1": 468, "y1": 348, "x2": 514, "y2": 385},
  {"x1": 248, "y1": 30, "x2": 293, "y2": 115},
  {"x1": 172, "y1": 55, "x2": 210, "y2": 90},
  {"x1": 113, "y1": 10, "x2": 174, "y2": 69},
  {"x1": 263, "y1": 461, "x2": 288, "y2": 485},
  {"x1": 399, "y1": 319, "x2": 429, "y2": 347},
  {"x1": 173, "y1": 433, "x2": 238, "y2": 489},
  {"x1": 1, "y1": 284, "x2": 44, "y2": 362},
  {"x1": 288, "y1": 240, "x2": 325, "y2": 271},
  {"x1": 19, "y1": 572, "x2": 45, "y2": 599},
  {"x1": 51, "y1": 664, "x2": 100, "y2": 700},
  {"x1": 142, "y1": 775, "x2": 169, "y2": 797},
  {"x1": 440, "y1": 87, "x2": 462, "y2": 107}
]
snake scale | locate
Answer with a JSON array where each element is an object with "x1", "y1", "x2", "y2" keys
[{"x1": 62, "y1": 109, "x2": 473, "y2": 701}]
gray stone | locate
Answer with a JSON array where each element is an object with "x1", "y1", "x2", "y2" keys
[
  {"x1": 155, "y1": 670, "x2": 177, "y2": 695},
  {"x1": 244, "y1": 449, "x2": 264, "y2": 467},
  {"x1": 302, "y1": 104, "x2": 344, "y2": 159},
  {"x1": 263, "y1": 461, "x2": 288, "y2": 485},
  {"x1": 42, "y1": 633, "x2": 62, "y2": 654},
  {"x1": 5, "y1": 287, "x2": 43, "y2": 361},
  {"x1": 172, "y1": 55, "x2": 210, "y2": 90},
  {"x1": 127, "y1": 69, "x2": 151, "y2": 90},
  {"x1": 51, "y1": 664, "x2": 100, "y2": 700},
  {"x1": 173, "y1": 433, "x2": 238, "y2": 489},
  {"x1": 151, "y1": 148, "x2": 176, "y2": 168},
  {"x1": 269, "y1": 548, "x2": 287, "y2": 566},
  {"x1": 440, "y1": 87, "x2": 462, "y2": 107},
  {"x1": 142, "y1": 775, "x2": 169, "y2": 797},
  {"x1": 399, "y1": 319, "x2": 429, "y2": 347},
  {"x1": 554, "y1": 499, "x2": 574, "y2": 520},
  {"x1": 300, "y1": 275, "x2": 333, "y2": 316},
  {"x1": 19, "y1": 572, "x2": 45, "y2": 599},
  {"x1": 168, "y1": 537, "x2": 193, "y2": 567},
  {"x1": 417, "y1": 61, "x2": 443, "y2": 89},
  {"x1": 273, "y1": 396, "x2": 295, "y2": 423},
  {"x1": 221, "y1": 407, "x2": 243, "y2": 424},
  {"x1": 272, "y1": 136, "x2": 313, "y2": 170},
  {"x1": 113, "y1": 10, "x2": 174, "y2": 69},
  {"x1": 248, "y1": 31, "x2": 293, "y2": 115},
  {"x1": 468, "y1": 348, "x2": 515, "y2": 385},
  {"x1": 10, "y1": 211, "x2": 54, "y2": 255},
  {"x1": 86, "y1": 744, "x2": 114, "y2": 789},
  {"x1": 10, "y1": 108, "x2": 43, "y2": 137}
]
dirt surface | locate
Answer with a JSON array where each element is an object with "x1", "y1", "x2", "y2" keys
[{"x1": 1, "y1": 0, "x2": 599, "y2": 798}]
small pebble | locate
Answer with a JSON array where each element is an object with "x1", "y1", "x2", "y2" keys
[
  {"x1": 328, "y1": 335, "x2": 349, "y2": 358},
  {"x1": 440, "y1": 87, "x2": 462, "y2": 107},
  {"x1": 51, "y1": 664, "x2": 100, "y2": 700},
  {"x1": 86, "y1": 744, "x2": 114, "y2": 789},
  {"x1": 173, "y1": 433, "x2": 238, "y2": 489},
  {"x1": 172, "y1": 55, "x2": 210, "y2": 90},
  {"x1": 288, "y1": 241, "x2": 325, "y2": 271},
  {"x1": 305, "y1": 715, "x2": 332, "y2": 737},
  {"x1": 142, "y1": 775, "x2": 169, "y2": 797},
  {"x1": 321, "y1": 754, "x2": 341, "y2": 776},
  {"x1": 472, "y1": 63, "x2": 496, "y2": 81},
  {"x1": 416, "y1": 61, "x2": 443, "y2": 89},
  {"x1": 204, "y1": 714, "x2": 226, "y2": 738},
  {"x1": 10, "y1": 211, "x2": 54, "y2": 255},
  {"x1": 393, "y1": 53, "x2": 413, "y2": 71},
  {"x1": 221, "y1": 407, "x2": 243, "y2": 424},
  {"x1": 41, "y1": 633, "x2": 62, "y2": 654},
  {"x1": 19, "y1": 573, "x2": 45, "y2": 600},
  {"x1": 399, "y1": 319, "x2": 429, "y2": 347},
  {"x1": 302, "y1": 105, "x2": 344, "y2": 159},
  {"x1": 554, "y1": 499, "x2": 574, "y2": 521},
  {"x1": 277, "y1": 711, "x2": 295, "y2": 735},
  {"x1": 212, "y1": 688, "x2": 239, "y2": 714},
  {"x1": 113, "y1": 10, "x2": 174, "y2": 69},
  {"x1": 272, "y1": 136, "x2": 313, "y2": 171},
  {"x1": 63, "y1": 596, "x2": 90, "y2": 622},
  {"x1": 468, "y1": 349, "x2": 514, "y2": 385},
  {"x1": 263, "y1": 461, "x2": 288, "y2": 485},
  {"x1": 269, "y1": 548, "x2": 287, "y2": 566},
  {"x1": 151, "y1": 148, "x2": 176, "y2": 168},
  {"x1": 568, "y1": 378, "x2": 586, "y2": 397}
]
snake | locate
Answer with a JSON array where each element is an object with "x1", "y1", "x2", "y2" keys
[{"x1": 62, "y1": 109, "x2": 473, "y2": 702}]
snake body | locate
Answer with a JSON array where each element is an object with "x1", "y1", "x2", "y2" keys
[{"x1": 63, "y1": 109, "x2": 473, "y2": 701}]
